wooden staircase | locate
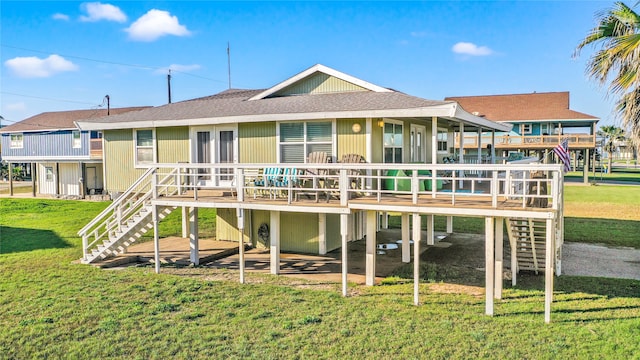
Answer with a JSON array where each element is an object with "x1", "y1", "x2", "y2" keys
[
  {"x1": 79, "y1": 168, "x2": 180, "y2": 264},
  {"x1": 506, "y1": 218, "x2": 547, "y2": 274}
]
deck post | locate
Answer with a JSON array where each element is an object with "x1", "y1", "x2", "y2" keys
[
  {"x1": 426, "y1": 215, "x2": 434, "y2": 245},
  {"x1": 318, "y1": 213, "x2": 326, "y2": 255},
  {"x1": 401, "y1": 213, "x2": 410, "y2": 263},
  {"x1": 238, "y1": 209, "x2": 245, "y2": 284},
  {"x1": 270, "y1": 210, "x2": 280, "y2": 275},
  {"x1": 189, "y1": 207, "x2": 199, "y2": 265},
  {"x1": 341, "y1": 213, "x2": 349, "y2": 296},
  {"x1": 485, "y1": 217, "x2": 495, "y2": 316},
  {"x1": 458, "y1": 122, "x2": 465, "y2": 189},
  {"x1": 446, "y1": 216, "x2": 453, "y2": 234},
  {"x1": 181, "y1": 206, "x2": 189, "y2": 238},
  {"x1": 365, "y1": 210, "x2": 377, "y2": 286},
  {"x1": 545, "y1": 218, "x2": 555, "y2": 323},
  {"x1": 8, "y1": 162, "x2": 13, "y2": 196},
  {"x1": 494, "y1": 217, "x2": 504, "y2": 300},
  {"x1": 153, "y1": 205, "x2": 160, "y2": 274},
  {"x1": 31, "y1": 163, "x2": 37, "y2": 197},
  {"x1": 413, "y1": 213, "x2": 421, "y2": 305}
]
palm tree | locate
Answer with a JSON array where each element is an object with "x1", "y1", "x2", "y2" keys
[
  {"x1": 598, "y1": 125, "x2": 626, "y2": 170},
  {"x1": 575, "y1": 2, "x2": 640, "y2": 144}
]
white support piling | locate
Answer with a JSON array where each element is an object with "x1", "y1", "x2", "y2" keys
[
  {"x1": 318, "y1": 213, "x2": 327, "y2": 255},
  {"x1": 545, "y1": 218, "x2": 555, "y2": 323},
  {"x1": 189, "y1": 207, "x2": 199, "y2": 265},
  {"x1": 494, "y1": 217, "x2": 504, "y2": 300},
  {"x1": 401, "y1": 213, "x2": 410, "y2": 263},
  {"x1": 446, "y1": 216, "x2": 453, "y2": 234},
  {"x1": 365, "y1": 211, "x2": 377, "y2": 286},
  {"x1": 341, "y1": 213, "x2": 349, "y2": 297},
  {"x1": 270, "y1": 210, "x2": 281, "y2": 275},
  {"x1": 181, "y1": 206, "x2": 189, "y2": 238},
  {"x1": 153, "y1": 205, "x2": 160, "y2": 274},
  {"x1": 413, "y1": 213, "x2": 421, "y2": 305},
  {"x1": 238, "y1": 209, "x2": 245, "y2": 284},
  {"x1": 485, "y1": 217, "x2": 495, "y2": 316},
  {"x1": 426, "y1": 215, "x2": 434, "y2": 245}
]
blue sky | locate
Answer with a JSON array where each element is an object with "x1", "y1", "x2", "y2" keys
[{"x1": 1, "y1": 1, "x2": 617, "y2": 128}]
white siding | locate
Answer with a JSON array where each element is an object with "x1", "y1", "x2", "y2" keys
[
  {"x1": 38, "y1": 163, "x2": 56, "y2": 195},
  {"x1": 59, "y1": 163, "x2": 81, "y2": 196}
]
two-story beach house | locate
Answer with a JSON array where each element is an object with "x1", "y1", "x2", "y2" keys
[
  {"x1": 0, "y1": 107, "x2": 148, "y2": 198},
  {"x1": 76, "y1": 64, "x2": 564, "y2": 322},
  {"x1": 445, "y1": 92, "x2": 599, "y2": 167}
]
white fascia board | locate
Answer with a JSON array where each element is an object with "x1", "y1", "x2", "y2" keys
[
  {"x1": 0, "y1": 127, "x2": 79, "y2": 134},
  {"x1": 248, "y1": 64, "x2": 392, "y2": 101},
  {"x1": 452, "y1": 104, "x2": 513, "y2": 132},
  {"x1": 1, "y1": 156, "x2": 92, "y2": 162}
]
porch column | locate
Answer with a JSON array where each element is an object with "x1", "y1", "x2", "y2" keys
[
  {"x1": 365, "y1": 210, "x2": 377, "y2": 286},
  {"x1": 491, "y1": 130, "x2": 496, "y2": 164},
  {"x1": 459, "y1": 122, "x2": 465, "y2": 188},
  {"x1": 494, "y1": 217, "x2": 504, "y2": 300},
  {"x1": 545, "y1": 218, "x2": 555, "y2": 323},
  {"x1": 270, "y1": 210, "x2": 280, "y2": 275},
  {"x1": 485, "y1": 217, "x2": 495, "y2": 316},
  {"x1": 318, "y1": 213, "x2": 326, "y2": 255},
  {"x1": 79, "y1": 162, "x2": 85, "y2": 199},
  {"x1": 477, "y1": 127, "x2": 482, "y2": 165},
  {"x1": 238, "y1": 209, "x2": 245, "y2": 284},
  {"x1": 401, "y1": 213, "x2": 410, "y2": 263},
  {"x1": 181, "y1": 207, "x2": 189, "y2": 238},
  {"x1": 583, "y1": 149, "x2": 590, "y2": 184},
  {"x1": 426, "y1": 214, "x2": 434, "y2": 245},
  {"x1": 153, "y1": 205, "x2": 160, "y2": 274},
  {"x1": 55, "y1": 163, "x2": 60, "y2": 196},
  {"x1": 31, "y1": 162, "x2": 36, "y2": 197},
  {"x1": 341, "y1": 213, "x2": 349, "y2": 296},
  {"x1": 446, "y1": 216, "x2": 453, "y2": 234},
  {"x1": 189, "y1": 207, "x2": 199, "y2": 265},
  {"x1": 413, "y1": 213, "x2": 421, "y2": 305},
  {"x1": 432, "y1": 116, "x2": 438, "y2": 164}
]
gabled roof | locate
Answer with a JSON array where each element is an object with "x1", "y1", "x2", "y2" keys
[
  {"x1": 444, "y1": 92, "x2": 598, "y2": 122},
  {"x1": 76, "y1": 64, "x2": 512, "y2": 132},
  {"x1": 0, "y1": 107, "x2": 150, "y2": 133}
]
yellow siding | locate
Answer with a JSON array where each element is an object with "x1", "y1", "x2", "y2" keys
[
  {"x1": 216, "y1": 208, "x2": 249, "y2": 243},
  {"x1": 274, "y1": 73, "x2": 367, "y2": 96},
  {"x1": 239, "y1": 122, "x2": 276, "y2": 163},
  {"x1": 325, "y1": 214, "x2": 341, "y2": 252},
  {"x1": 280, "y1": 212, "x2": 318, "y2": 253},
  {"x1": 250, "y1": 210, "x2": 271, "y2": 248},
  {"x1": 337, "y1": 118, "x2": 366, "y2": 160},
  {"x1": 157, "y1": 127, "x2": 189, "y2": 163},
  {"x1": 371, "y1": 118, "x2": 383, "y2": 163},
  {"x1": 104, "y1": 129, "x2": 145, "y2": 193}
]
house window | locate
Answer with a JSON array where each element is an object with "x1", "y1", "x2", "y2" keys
[
  {"x1": 10, "y1": 134, "x2": 23, "y2": 149},
  {"x1": 90, "y1": 131, "x2": 102, "y2": 139},
  {"x1": 521, "y1": 124, "x2": 532, "y2": 134},
  {"x1": 383, "y1": 122, "x2": 403, "y2": 163},
  {"x1": 437, "y1": 128, "x2": 449, "y2": 152},
  {"x1": 135, "y1": 129, "x2": 154, "y2": 164},
  {"x1": 72, "y1": 131, "x2": 81, "y2": 148},
  {"x1": 279, "y1": 121, "x2": 332, "y2": 163},
  {"x1": 45, "y1": 167, "x2": 54, "y2": 181}
]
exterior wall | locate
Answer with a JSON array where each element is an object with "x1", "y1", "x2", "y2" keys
[
  {"x1": 325, "y1": 213, "x2": 342, "y2": 252},
  {"x1": 280, "y1": 212, "x2": 318, "y2": 253},
  {"x1": 274, "y1": 73, "x2": 367, "y2": 97},
  {"x1": 250, "y1": 210, "x2": 271, "y2": 248},
  {"x1": 103, "y1": 129, "x2": 144, "y2": 194},
  {"x1": 84, "y1": 163, "x2": 104, "y2": 192},
  {"x1": 38, "y1": 163, "x2": 57, "y2": 195},
  {"x1": 238, "y1": 122, "x2": 277, "y2": 163},
  {"x1": 0, "y1": 130, "x2": 90, "y2": 160},
  {"x1": 336, "y1": 118, "x2": 366, "y2": 160},
  {"x1": 157, "y1": 127, "x2": 189, "y2": 163},
  {"x1": 37, "y1": 162, "x2": 80, "y2": 196},
  {"x1": 216, "y1": 208, "x2": 250, "y2": 243},
  {"x1": 371, "y1": 118, "x2": 383, "y2": 163}
]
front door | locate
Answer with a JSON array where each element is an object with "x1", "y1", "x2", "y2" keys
[
  {"x1": 216, "y1": 127, "x2": 237, "y2": 187},
  {"x1": 195, "y1": 129, "x2": 213, "y2": 185},
  {"x1": 191, "y1": 126, "x2": 237, "y2": 187}
]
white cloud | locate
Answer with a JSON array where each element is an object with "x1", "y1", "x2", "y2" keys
[
  {"x1": 52, "y1": 13, "x2": 70, "y2": 21},
  {"x1": 79, "y1": 2, "x2": 127, "y2": 22},
  {"x1": 452, "y1": 42, "x2": 493, "y2": 56},
  {"x1": 7, "y1": 102, "x2": 26, "y2": 111},
  {"x1": 410, "y1": 31, "x2": 428, "y2": 38},
  {"x1": 4, "y1": 55, "x2": 79, "y2": 78},
  {"x1": 154, "y1": 64, "x2": 202, "y2": 75},
  {"x1": 126, "y1": 9, "x2": 191, "y2": 42}
]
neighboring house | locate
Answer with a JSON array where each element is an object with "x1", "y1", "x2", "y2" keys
[
  {"x1": 0, "y1": 107, "x2": 148, "y2": 198},
  {"x1": 445, "y1": 92, "x2": 599, "y2": 163}
]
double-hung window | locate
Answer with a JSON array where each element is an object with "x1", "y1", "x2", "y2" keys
[
  {"x1": 135, "y1": 129, "x2": 154, "y2": 165},
  {"x1": 10, "y1": 134, "x2": 23, "y2": 149},
  {"x1": 437, "y1": 128, "x2": 449, "y2": 153},
  {"x1": 72, "y1": 131, "x2": 81, "y2": 148},
  {"x1": 521, "y1": 123, "x2": 532, "y2": 134},
  {"x1": 383, "y1": 122, "x2": 403, "y2": 163},
  {"x1": 45, "y1": 167, "x2": 54, "y2": 181},
  {"x1": 279, "y1": 121, "x2": 332, "y2": 163}
]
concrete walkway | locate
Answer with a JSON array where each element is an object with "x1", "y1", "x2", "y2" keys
[{"x1": 562, "y1": 242, "x2": 640, "y2": 280}]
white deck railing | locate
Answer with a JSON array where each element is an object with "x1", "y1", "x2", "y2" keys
[{"x1": 148, "y1": 163, "x2": 564, "y2": 210}]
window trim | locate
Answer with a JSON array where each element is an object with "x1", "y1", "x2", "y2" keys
[
  {"x1": 277, "y1": 120, "x2": 335, "y2": 163},
  {"x1": 10, "y1": 133, "x2": 24, "y2": 149},
  {"x1": 521, "y1": 123, "x2": 532, "y2": 135},
  {"x1": 72, "y1": 130, "x2": 82, "y2": 149},
  {"x1": 133, "y1": 128, "x2": 156, "y2": 166},
  {"x1": 436, "y1": 127, "x2": 449, "y2": 154},
  {"x1": 383, "y1": 119, "x2": 404, "y2": 164},
  {"x1": 45, "y1": 166, "x2": 54, "y2": 182}
]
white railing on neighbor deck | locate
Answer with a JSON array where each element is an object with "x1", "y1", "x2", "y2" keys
[{"x1": 147, "y1": 162, "x2": 564, "y2": 211}]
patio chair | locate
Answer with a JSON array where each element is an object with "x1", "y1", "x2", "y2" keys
[
  {"x1": 339, "y1": 153, "x2": 365, "y2": 198},
  {"x1": 254, "y1": 167, "x2": 281, "y2": 199}
]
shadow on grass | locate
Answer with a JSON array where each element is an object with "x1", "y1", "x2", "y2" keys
[{"x1": 0, "y1": 225, "x2": 71, "y2": 254}]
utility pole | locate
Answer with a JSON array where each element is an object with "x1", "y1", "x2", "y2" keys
[
  {"x1": 167, "y1": 69, "x2": 172, "y2": 104},
  {"x1": 227, "y1": 42, "x2": 231, "y2": 89},
  {"x1": 104, "y1": 95, "x2": 110, "y2": 115}
]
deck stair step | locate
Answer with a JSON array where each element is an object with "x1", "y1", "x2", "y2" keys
[{"x1": 506, "y1": 218, "x2": 548, "y2": 274}]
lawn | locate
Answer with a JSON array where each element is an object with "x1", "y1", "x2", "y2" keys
[
  {"x1": 565, "y1": 167, "x2": 640, "y2": 184},
  {"x1": 1, "y1": 197, "x2": 639, "y2": 358}
]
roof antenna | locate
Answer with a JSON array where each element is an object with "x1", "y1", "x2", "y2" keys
[
  {"x1": 227, "y1": 42, "x2": 231, "y2": 89},
  {"x1": 167, "y1": 69, "x2": 172, "y2": 104},
  {"x1": 104, "y1": 95, "x2": 110, "y2": 115}
]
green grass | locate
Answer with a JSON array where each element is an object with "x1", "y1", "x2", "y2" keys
[
  {"x1": 1, "y1": 197, "x2": 640, "y2": 358},
  {"x1": 565, "y1": 168, "x2": 640, "y2": 184}
]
